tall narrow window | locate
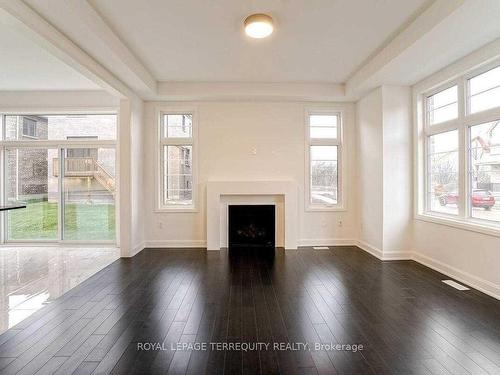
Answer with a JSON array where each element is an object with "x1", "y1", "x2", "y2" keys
[
  {"x1": 307, "y1": 112, "x2": 341, "y2": 209},
  {"x1": 160, "y1": 113, "x2": 195, "y2": 208}
]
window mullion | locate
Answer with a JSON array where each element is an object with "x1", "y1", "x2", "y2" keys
[
  {"x1": 58, "y1": 148, "x2": 64, "y2": 241},
  {"x1": 458, "y1": 79, "x2": 467, "y2": 219},
  {"x1": 310, "y1": 138, "x2": 338, "y2": 146},
  {"x1": 458, "y1": 125, "x2": 467, "y2": 219},
  {"x1": 0, "y1": 145, "x2": 4, "y2": 244},
  {"x1": 162, "y1": 138, "x2": 192, "y2": 146},
  {"x1": 424, "y1": 120, "x2": 460, "y2": 136}
]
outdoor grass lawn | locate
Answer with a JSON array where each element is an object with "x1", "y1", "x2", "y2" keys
[{"x1": 8, "y1": 200, "x2": 115, "y2": 240}]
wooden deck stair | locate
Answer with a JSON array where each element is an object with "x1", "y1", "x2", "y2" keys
[{"x1": 53, "y1": 157, "x2": 115, "y2": 195}]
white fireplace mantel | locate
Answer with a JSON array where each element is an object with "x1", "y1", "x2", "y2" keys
[{"x1": 206, "y1": 181, "x2": 298, "y2": 250}]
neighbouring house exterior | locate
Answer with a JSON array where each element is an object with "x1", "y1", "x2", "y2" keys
[
  {"x1": 5, "y1": 115, "x2": 49, "y2": 202},
  {"x1": 165, "y1": 145, "x2": 192, "y2": 203},
  {"x1": 471, "y1": 121, "x2": 500, "y2": 201},
  {"x1": 162, "y1": 114, "x2": 193, "y2": 204},
  {"x1": 4, "y1": 114, "x2": 116, "y2": 204}
]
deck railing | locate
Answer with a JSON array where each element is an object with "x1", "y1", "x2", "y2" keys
[{"x1": 53, "y1": 157, "x2": 115, "y2": 194}]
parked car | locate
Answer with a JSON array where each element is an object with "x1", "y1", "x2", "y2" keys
[{"x1": 439, "y1": 189, "x2": 496, "y2": 210}]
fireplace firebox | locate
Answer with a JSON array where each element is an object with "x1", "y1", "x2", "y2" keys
[{"x1": 228, "y1": 205, "x2": 275, "y2": 248}]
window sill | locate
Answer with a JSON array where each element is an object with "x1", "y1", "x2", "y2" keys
[
  {"x1": 306, "y1": 205, "x2": 346, "y2": 212},
  {"x1": 155, "y1": 207, "x2": 198, "y2": 213},
  {"x1": 415, "y1": 213, "x2": 500, "y2": 238}
]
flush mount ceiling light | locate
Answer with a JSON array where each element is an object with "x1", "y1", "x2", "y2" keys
[{"x1": 244, "y1": 13, "x2": 274, "y2": 39}]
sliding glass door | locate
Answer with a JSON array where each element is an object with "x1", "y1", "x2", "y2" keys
[
  {"x1": 5, "y1": 147, "x2": 59, "y2": 240},
  {"x1": 0, "y1": 114, "x2": 117, "y2": 243},
  {"x1": 62, "y1": 147, "x2": 116, "y2": 240}
]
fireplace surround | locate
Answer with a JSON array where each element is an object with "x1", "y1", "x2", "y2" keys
[{"x1": 206, "y1": 181, "x2": 298, "y2": 250}]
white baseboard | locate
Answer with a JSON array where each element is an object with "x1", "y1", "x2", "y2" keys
[
  {"x1": 355, "y1": 240, "x2": 412, "y2": 260},
  {"x1": 128, "y1": 242, "x2": 146, "y2": 257},
  {"x1": 297, "y1": 238, "x2": 357, "y2": 247},
  {"x1": 354, "y1": 241, "x2": 500, "y2": 300},
  {"x1": 145, "y1": 240, "x2": 207, "y2": 248},
  {"x1": 147, "y1": 239, "x2": 356, "y2": 249},
  {"x1": 355, "y1": 240, "x2": 384, "y2": 259},
  {"x1": 411, "y1": 252, "x2": 500, "y2": 301}
]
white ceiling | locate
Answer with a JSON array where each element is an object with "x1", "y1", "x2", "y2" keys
[
  {"x1": 3, "y1": 0, "x2": 500, "y2": 100},
  {"x1": 27, "y1": 0, "x2": 428, "y2": 84},
  {"x1": 91, "y1": 0, "x2": 428, "y2": 82},
  {"x1": 346, "y1": 0, "x2": 500, "y2": 97},
  {"x1": 0, "y1": 10, "x2": 100, "y2": 91}
]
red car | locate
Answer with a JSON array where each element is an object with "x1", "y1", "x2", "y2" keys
[{"x1": 439, "y1": 189, "x2": 496, "y2": 210}]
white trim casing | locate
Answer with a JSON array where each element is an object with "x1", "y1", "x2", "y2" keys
[{"x1": 155, "y1": 106, "x2": 198, "y2": 212}]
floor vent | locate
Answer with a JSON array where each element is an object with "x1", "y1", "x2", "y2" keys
[
  {"x1": 313, "y1": 246, "x2": 330, "y2": 250},
  {"x1": 442, "y1": 280, "x2": 470, "y2": 291}
]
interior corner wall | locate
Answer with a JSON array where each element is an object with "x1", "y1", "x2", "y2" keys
[
  {"x1": 118, "y1": 97, "x2": 145, "y2": 257},
  {"x1": 130, "y1": 98, "x2": 145, "y2": 254},
  {"x1": 356, "y1": 88, "x2": 384, "y2": 252},
  {"x1": 381, "y1": 86, "x2": 413, "y2": 256},
  {"x1": 143, "y1": 101, "x2": 358, "y2": 248},
  {"x1": 355, "y1": 86, "x2": 413, "y2": 258}
]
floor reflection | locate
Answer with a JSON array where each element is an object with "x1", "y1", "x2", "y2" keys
[
  {"x1": 0, "y1": 246, "x2": 119, "y2": 334},
  {"x1": 1, "y1": 247, "x2": 499, "y2": 373},
  {"x1": 227, "y1": 246, "x2": 276, "y2": 265}
]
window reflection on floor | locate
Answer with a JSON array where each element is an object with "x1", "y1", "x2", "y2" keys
[{"x1": 0, "y1": 247, "x2": 119, "y2": 334}]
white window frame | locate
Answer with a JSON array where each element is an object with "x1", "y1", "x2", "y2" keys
[
  {"x1": 305, "y1": 108, "x2": 345, "y2": 211},
  {"x1": 156, "y1": 108, "x2": 198, "y2": 212},
  {"x1": 0, "y1": 110, "x2": 118, "y2": 245},
  {"x1": 415, "y1": 56, "x2": 500, "y2": 237}
]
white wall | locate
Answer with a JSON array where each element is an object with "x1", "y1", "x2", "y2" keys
[
  {"x1": 130, "y1": 98, "x2": 145, "y2": 254},
  {"x1": 118, "y1": 98, "x2": 145, "y2": 257},
  {"x1": 355, "y1": 86, "x2": 413, "y2": 259},
  {"x1": 143, "y1": 101, "x2": 357, "y2": 248},
  {"x1": 413, "y1": 221, "x2": 500, "y2": 298},
  {"x1": 381, "y1": 86, "x2": 412, "y2": 255},
  {"x1": 410, "y1": 41, "x2": 500, "y2": 299},
  {"x1": 357, "y1": 88, "x2": 384, "y2": 250}
]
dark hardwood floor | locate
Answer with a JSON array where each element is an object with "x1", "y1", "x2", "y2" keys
[{"x1": 0, "y1": 246, "x2": 500, "y2": 374}]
